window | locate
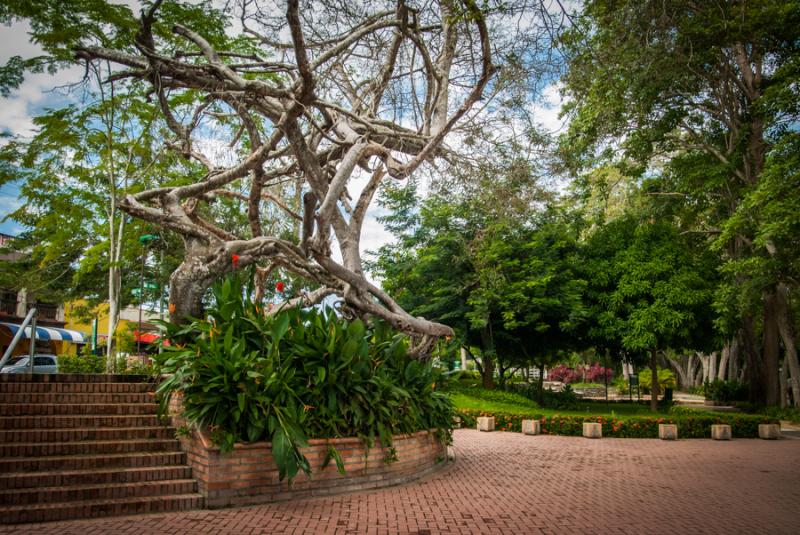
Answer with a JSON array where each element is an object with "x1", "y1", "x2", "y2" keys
[{"x1": 33, "y1": 356, "x2": 55, "y2": 366}]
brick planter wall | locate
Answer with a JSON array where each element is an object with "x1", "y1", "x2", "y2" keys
[{"x1": 169, "y1": 396, "x2": 447, "y2": 508}]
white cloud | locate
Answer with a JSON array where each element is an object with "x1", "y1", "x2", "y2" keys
[
  {"x1": 529, "y1": 81, "x2": 566, "y2": 135},
  {"x1": 0, "y1": 21, "x2": 84, "y2": 140}
]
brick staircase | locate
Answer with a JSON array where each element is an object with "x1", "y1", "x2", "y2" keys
[{"x1": 0, "y1": 374, "x2": 203, "y2": 524}]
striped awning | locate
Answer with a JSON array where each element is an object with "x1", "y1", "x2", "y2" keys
[{"x1": 0, "y1": 322, "x2": 87, "y2": 343}]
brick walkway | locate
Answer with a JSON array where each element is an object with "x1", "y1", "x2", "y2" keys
[{"x1": 4, "y1": 429, "x2": 800, "y2": 534}]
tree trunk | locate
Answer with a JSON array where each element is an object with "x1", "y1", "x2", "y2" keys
[
  {"x1": 460, "y1": 346, "x2": 468, "y2": 371},
  {"x1": 650, "y1": 348, "x2": 659, "y2": 412},
  {"x1": 775, "y1": 283, "x2": 800, "y2": 407},
  {"x1": 537, "y1": 362, "x2": 545, "y2": 403},
  {"x1": 105, "y1": 206, "x2": 125, "y2": 372},
  {"x1": 668, "y1": 355, "x2": 689, "y2": 389},
  {"x1": 728, "y1": 336, "x2": 740, "y2": 381},
  {"x1": 763, "y1": 292, "x2": 781, "y2": 406},
  {"x1": 169, "y1": 240, "x2": 228, "y2": 323},
  {"x1": 479, "y1": 326, "x2": 495, "y2": 390},
  {"x1": 740, "y1": 318, "x2": 764, "y2": 404},
  {"x1": 699, "y1": 352, "x2": 710, "y2": 384},
  {"x1": 687, "y1": 353, "x2": 698, "y2": 386},
  {"x1": 709, "y1": 351, "x2": 717, "y2": 383},
  {"x1": 718, "y1": 344, "x2": 730, "y2": 381},
  {"x1": 482, "y1": 354, "x2": 495, "y2": 390},
  {"x1": 780, "y1": 363, "x2": 789, "y2": 408}
]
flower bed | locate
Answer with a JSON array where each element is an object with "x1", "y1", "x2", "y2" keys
[
  {"x1": 176, "y1": 427, "x2": 446, "y2": 508},
  {"x1": 456, "y1": 409, "x2": 778, "y2": 438}
]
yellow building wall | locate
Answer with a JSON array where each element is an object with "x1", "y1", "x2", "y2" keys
[{"x1": 64, "y1": 300, "x2": 148, "y2": 352}]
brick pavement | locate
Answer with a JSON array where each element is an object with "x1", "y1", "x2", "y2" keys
[{"x1": 2, "y1": 429, "x2": 799, "y2": 534}]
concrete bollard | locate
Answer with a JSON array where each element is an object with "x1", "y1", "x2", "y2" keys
[
  {"x1": 522, "y1": 419, "x2": 540, "y2": 435},
  {"x1": 711, "y1": 424, "x2": 732, "y2": 440},
  {"x1": 758, "y1": 424, "x2": 781, "y2": 440},
  {"x1": 583, "y1": 422, "x2": 602, "y2": 439},
  {"x1": 477, "y1": 416, "x2": 495, "y2": 432},
  {"x1": 658, "y1": 424, "x2": 678, "y2": 440}
]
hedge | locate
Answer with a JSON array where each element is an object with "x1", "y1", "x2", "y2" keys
[{"x1": 457, "y1": 409, "x2": 778, "y2": 438}]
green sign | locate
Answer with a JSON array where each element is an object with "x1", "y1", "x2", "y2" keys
[{"x1": 629, "y1": 374, "x2": 639, "y2": 387}]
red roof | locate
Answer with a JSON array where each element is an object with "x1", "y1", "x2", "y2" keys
[{"x1": 133, "y1": 331, "x2": 160, "y2": 344}]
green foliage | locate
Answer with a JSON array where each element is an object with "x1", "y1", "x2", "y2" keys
[
  {"x1": 446, "y1": 383, "x2": 539, "y2": 409},
  {"x1": 636, "y1": 369, "x2": 676, "y2": 395},
  {"x1": 457, "y1": 408, "x2": 775, "y2": 439},
  {"x1": 581, "y1": 216, "x2": 716, "y2": 358},
  {"x1": 372, "y1": 178, "x2": 587, "y2": 387},
  {"x1": 703, "y1": 380, "x2": 749, "y2": 404},
  {"x1": 57, "y1": 348, "x2": 105, "y2": 373},
  {"x1": 759, "y1": 406, "x2": 800, "y2": 424},
  {"x1": 154, "y1": 275, "x2": 453, "y2": 483}
]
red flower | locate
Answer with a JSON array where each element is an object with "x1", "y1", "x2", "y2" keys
[
  {"x1": 275, "y1": 281, "x2": 285, "y2": 293},
  {"x1": 232, "y1": 254, "x2": 240, "y2": 268}
]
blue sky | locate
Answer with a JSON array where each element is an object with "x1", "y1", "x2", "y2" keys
[{"x1": 0, "y1": 18, "x2": 87, "y2": 237}]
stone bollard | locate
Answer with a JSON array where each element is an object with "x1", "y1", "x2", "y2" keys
[
  {"x1": 758, "y1": 424, "x2": 781, "y2": 440},
  {"x1": 711, "y1": 424, "x2": 732, "y2": 440},
  {"x1": 583, "y1": 422, "x2": 602, "y2": 439},
  {"x1": 477, "y1": 416, "x2": 495, "y2": 432},
  {"x1": 658, "y1": 424, "x2": 678, "y2": 440},
  {"x1": 522, "y1": 419, "x2": 540, "y2": 435}
]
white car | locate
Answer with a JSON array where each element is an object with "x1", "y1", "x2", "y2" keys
[{"x1": 0, "y1": 355, "x2": 59, "y2": 374}]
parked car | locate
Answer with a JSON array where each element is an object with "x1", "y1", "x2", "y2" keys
[{"x1": 0, "y1": 355, "x2": 59, "y2": 374}]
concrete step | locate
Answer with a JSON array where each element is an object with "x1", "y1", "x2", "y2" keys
[
  {"x1": 0, "y1": 465, "x2": 193, "y2": 489},
  {"x1": 0, "y1": 382, "x2": 153, "y2": 394},
  {"x1": 0, "y1": 479, "x2": 198, "y2": 506},
  {"x1": 0, "y1": 451, "x2": 188, "y2": 473},
  {"x1": 0, "y1": 374, "x2": 151, "y2": 384},
  {"x1": 0, "y1": 426, "x2": 175, "y2": 443},
  {"x1": 0, "y1": 414, "x2": 164, "y2": 430},
  {"x1": 0, "y1": 391, "x2": 155, "y2": 404},
  {"x1": 0, "y1": 438, "x2": 182, "y2": 458},
  {"x1": 0, "y1": 403, "x2": 159, "y2": 416},
  {"x1": 0, "y1": 493, "x2": 203, "y2": 524}
]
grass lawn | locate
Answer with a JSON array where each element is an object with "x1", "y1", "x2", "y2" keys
[
  {"x1": 567, "y1": 382, "x2": 607, "y2": 390},
  {"x1": 448, "y1": 391, "x2": 697, "y2": 419}
]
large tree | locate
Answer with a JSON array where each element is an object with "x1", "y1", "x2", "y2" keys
[
  {"x1": 372, "y1": 160, "x2": 585, "y2": 389},
  {"x1": 1, "y1": 0, "x2": 566, "y2": 356},
  {"x1": 580, "y1": 214, "x2": 717, "y2": 411},
  {"x1": 560, "y1": 0, "x2": 800, "y2": 404}
]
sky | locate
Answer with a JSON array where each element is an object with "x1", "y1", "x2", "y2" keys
[{"x1": 0, "y1": 4, "x2": 567, "y2": 260}]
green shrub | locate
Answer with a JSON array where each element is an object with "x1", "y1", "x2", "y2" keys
[
  {"x1": 704, "y1": 380, "x2": 748, "y2": 404},
  {"x1": 457, "y1": 407, "x2": 776, "y2": 438},
  {"x1": 58, "y1": 349, "x2": 105, "y2": 373},
  {"x1": 154, "y1": 275, "x2": 453, "y2": 483},
  {"x1": 504, "y1": 383, "x2": 581, "y2": 410},
  {"x1": 668, "y1": 405, "x2": 710, "y2": 416},
  {"x1": 447, "y1": 383, "x2": 539, "y2": 408},
  {"x1": 615, "y1": 369, "x2": 676, "y2": 395},
  {"x1": 755, "y1": 406, "x2": 800, "y2": 424}
]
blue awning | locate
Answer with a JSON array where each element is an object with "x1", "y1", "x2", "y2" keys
[{"x1": 0, "y1": 322, "x2": 87, "y2": 343}]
